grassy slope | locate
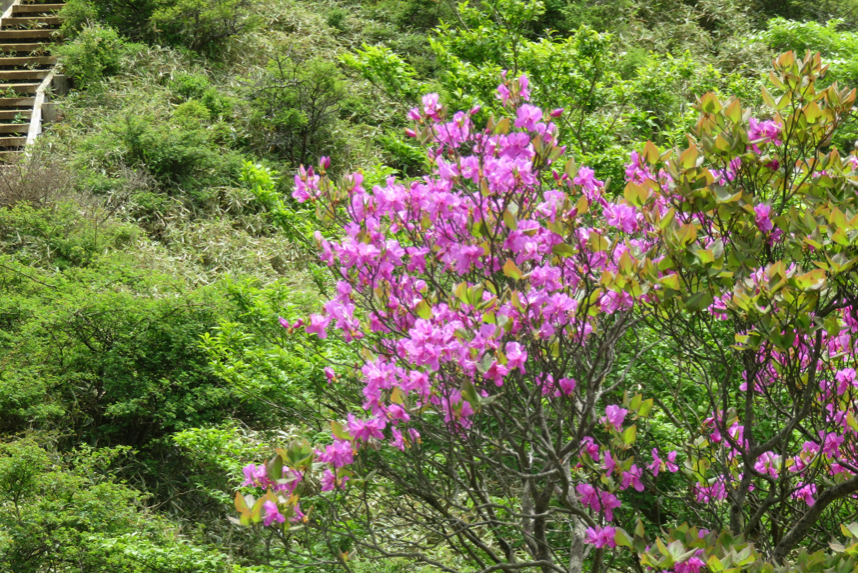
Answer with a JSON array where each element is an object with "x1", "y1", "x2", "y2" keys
[{"x1": 4, "y1": 0, "x2": 858, "y2": 570}]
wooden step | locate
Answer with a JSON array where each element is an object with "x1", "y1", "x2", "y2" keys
[
  {"x1": 13, "y1": 4, "x2": 66, "y2": 13},
  {"x1": 0, "y1": 43, "x2": 49, "y2": 52},
  {"x1": 0, "y1": 124, "x2": 29, "y2": 133},
  {"x1": 0, "y1": 136, "x2": 27, "y2": 146},
  {"x1": 0, "y1": 55, "x2": 55, "y2": 66},
  {"x1": 0, "y1": 97, "x2": 35, "y2": 106},
  {"x1": 1, "y1": 16, "x2": 63, "y2": 26},
  {"x1": 0, "y1": 30, "x2": 56, "y2": 39},
  {"x1": 0, "y1": 70, "x2": 48, "y2": 79},
  {"x1": 0, "y1": 83, "x2": 40, "y2": 93},
  {"x1": 0, "y1": 109, "x2": 30, "y2": 119}
]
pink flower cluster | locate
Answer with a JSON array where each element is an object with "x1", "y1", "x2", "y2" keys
[
  {"x1": 265, "y1": 76, "x2": 674, "y2": 536},
  {"x1": 748, "y1": 117, "x2": 783, "y2": 150}
]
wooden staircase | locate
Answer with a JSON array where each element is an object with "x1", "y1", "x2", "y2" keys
[{"x1": 0, "y1": 0, "x2": 65, "y2": 162}]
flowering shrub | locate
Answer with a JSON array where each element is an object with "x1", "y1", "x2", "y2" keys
[
  {"x1": 234, "y1": 71, "x2": 668, "y2": 571},
  {"x1": 234, "y1": 52, "x2": 858, "y2": 573},
  {"x1": 632, "y1": 51, "x2": 858, "y2": 566}
]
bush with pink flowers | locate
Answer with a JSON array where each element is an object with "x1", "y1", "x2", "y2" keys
[{"x1": 234, "y1": 52, "x2": 858, "y2": 573}]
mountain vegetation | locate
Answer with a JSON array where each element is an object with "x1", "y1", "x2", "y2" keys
[{"x1": 5, "y1": 0, "x2": 858, "y2": 572}]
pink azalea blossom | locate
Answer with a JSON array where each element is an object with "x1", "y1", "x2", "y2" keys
[
  {"x1": 581, "y1": 436, "x2": 600, "y2": 462},
  {"x1": 348, "y1": 413, "x2": 387, "y2": 441},
  {"x1": 390, "y1": 427, "x2": 406, "y2": 451},
  {"x1": 585, "y1": 526, "x2": 617, "y2": 548},
  {"x1": 648, "y1": 448, "x2": 663, "y2": 476},
  {"x1": 604, "y1": 450, "x2": 616, "y2": 474},
  {"x1": 321, "y1": 469, "x2": 348, "y2": 491},
  {"x1": 600, "y1": 491, "x2": 621, "y2": 521},
  {"x1": 324, "y1": 367, "x2": 336, "y2": 384},
  {"x1": 754, "y1": 203, "x2": 773, "y2": 233},
  {"x1": 324, "y1": 440, "x2": 354, "y2": 468},
  {"x1": 621, "y1": 464, "x2": 644, "y2": 492},
  {"x1": 748, "y1": 117, "x2": 783, "y2": 147},
  {"x1": 242, "y1": 463, "x2": 267, "y2": 487},
  {"x1": 573, "y1": 166, "x2": 603, "y2": 193},
  {"x1": 794, "y1": 482, "x2": 817, "y2": 506},
  {"x1": 835, "y1": 368, "x2": 856, "y2": 395},
  {"x1": 306, "y1": 314, "x2": 330, "y2": 339},
  {"x1": 577, "y1": 483, "x2": 600, "y2": 511},
  {"x1": 604, "y1": 203, "x2": 638, "y2": 233},
  {"x1": 754, "y1": 451, "x2": 780, "y2": 478},
  {"x1": 665, "y1": 451, "x2": 679, "y2": 472},
  {"x1": 263, "y1": 501, "x2": 286, "y2": 526},
  {"x1": 676, "y1": 556, "x2": 706, "y2": 573},
  {"x1": 505, "y1": 342, "x2": 528, "y2": 373},
  {"x1": 514, "y1": 104, "x2": 543, "y2": 131},
  {"x1": 602, "y1": 405, "x2": 628, "y2": 431},
  {"x1": 422, "y1": 93, "x2": 442, "y2": 119},
  {"x1": 557, "y1": 377, "x2": 576, "y2": 396},
  {"x1": 693, "y1": 481, "x2": 727, "y2": 503}
]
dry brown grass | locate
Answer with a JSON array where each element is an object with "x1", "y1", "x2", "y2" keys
[{"x1": 0, "y1": 151, "x2": 76, "y2": 209}]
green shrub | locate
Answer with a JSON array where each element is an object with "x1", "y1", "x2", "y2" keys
[
  {"x1": 73, "y1": 111, "x2": 243, "y2": 210},
  {"x1": 0, "y1": 439, "x2": 237, "y2": 573},
  {"x1": 60, "y1": 0, "x2": 255, "y2": 55},
  {"x1": 150, "y1": 0, "x2": 255, "y2": 54},
  {"x1": 173, "y1": 99, "x2": 211, "y2": 128},
  {"x1": 202, "y1": 276, "x2": 336, "y2": 429},
  {"x1": 376, "y1": 132, "x2": 425, "y2": 176},
  {"x1": 0, "y1": 192, "x2": 138, "y2": 269},
  {"x1": 325, "y1": 7, "x2": 349, "y2": 32},
  {"x1": 168, "y1": 72, "x2": 211, "y2": 99},
  {"x1": 0, "y1": 258, "x2": 226, "y2": 444},
  {"x1": 57, "y1": 0, "x2": 99, "y2": 39},
  {"x1": 168, "y1": 73, "x2": 235, "y2": 117},
  {"x1": 59, "y1": 0, "x2": 157, "y2": 39},
  {"x1": 55, "y1": 24, "x2": 128, "y2": 89},
  {"x1": 247, "y1": 57, "x2": 347, "y2": 166}
]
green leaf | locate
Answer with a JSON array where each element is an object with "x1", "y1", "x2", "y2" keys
[
  {"x1": 235, "y1": 491, "x2": 249, "y2": 513},
  {"x1": 331, "y1": 420, "x2": 353, "y2": 441},
  {"x1": 461, "y1": 378, "x2": 480, "y2": 408},
  {"x1": 503, "y1": 208, "x2": 517, "y2": 230},
  {"x1": 615, "y1": 527, "x2": 634, "y2": 548},
  {"x1": 503, "y1": 259, "x2": 523, "y2": 280},
  {"x1": 250, "y1": 497, "x2": 265, "y2": 524},
  {"x1": 685, "y1": 290, "x2": 713, "y2": 312},
  {"x1": 622, "y1": 424, "x2": 637, "y2": 445},
  {"x1": 266, "y1": 454, "x2": 284, "y2": 483},
  {"x1": 677, "y1": 223, "x2": 697, "y2": 245},
  {"x1": 679, "y1": 146, "x2": 699, "y2": 169},
  {"x1": 825, "y1": 315, "x2": 842, "y2": 337},
  {"x1": 624, "y1": 182, "x2": 648, "y2": 206},
  {"x1": 643, "y1": 141, "x2": 660, "y2": 164},
  {"x1": 659, "y1": 273, "x2": 680, "y2": 290},
  {"x1": 630, "y1": 393, "x2": 642, "y2": 412},
  {"x1": 416, "y1": 300, "x2": 433, "y2": 319},
  {"x1": 707, "y1": 555, "x2": 724, "y2": 572},
  {"x1": 552, "y1": 244, "x2": 575, "y2": 257}
]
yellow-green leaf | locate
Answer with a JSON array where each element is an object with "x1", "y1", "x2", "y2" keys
[
  {"x1": 503, "y1": 259, "x2": 523, "y2": 280},
  {"x1": 416, "y1": 300, "x2": 433, "y2": 319},
  {"x1": 331, "y1": 420, "x2": 353, "y2": 441}
]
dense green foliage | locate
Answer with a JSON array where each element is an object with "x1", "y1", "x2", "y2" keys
[{"x1": 5, "y1": 0, "x2": 858, "y2": 570}]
